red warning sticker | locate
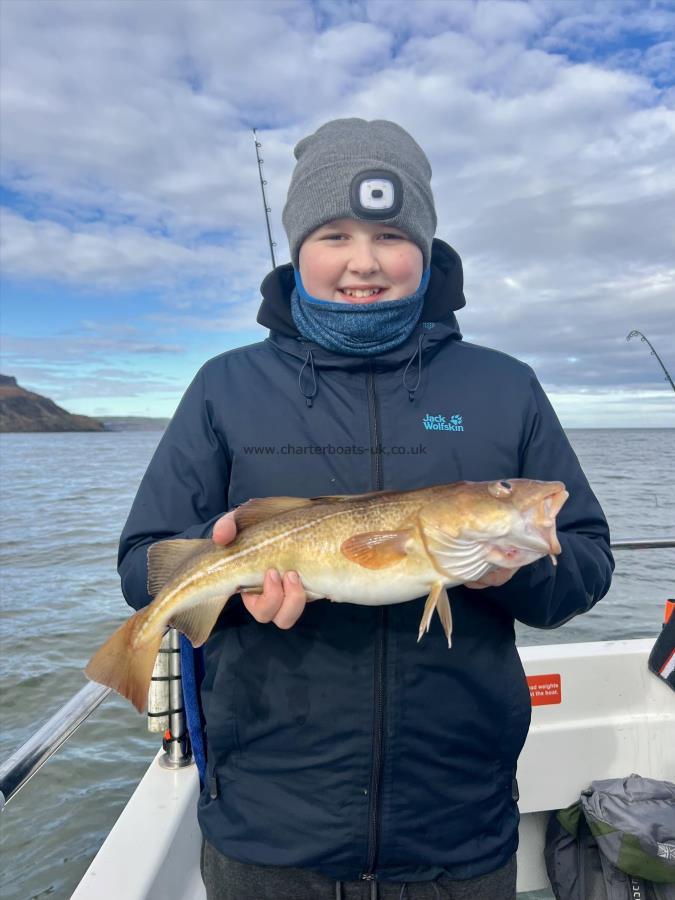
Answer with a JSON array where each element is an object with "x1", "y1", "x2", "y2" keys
[{"x1": 527, "y1": 674, "x2": 562, "y2": 706}]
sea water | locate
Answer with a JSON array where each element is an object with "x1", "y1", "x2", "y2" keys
[{"x1": 0, "y1": 429, "x2": 673, "y2": 899}]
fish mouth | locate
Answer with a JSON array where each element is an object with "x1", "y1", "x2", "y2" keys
[
  {"x1": 519, "y1": 487, "x2": 569, "y2": 560},
  {"x1": 489, "y1": 484, "x2": 568, "y2": 566}
]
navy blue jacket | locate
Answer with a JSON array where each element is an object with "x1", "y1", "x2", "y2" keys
[{"x1": 118, "y1": 240, "x2": 613, "y2": 883}]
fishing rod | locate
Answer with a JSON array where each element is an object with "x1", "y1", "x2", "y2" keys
[
  {"x1": 252, "y1": 129, "x2": 277, "y2": 270},
  {"x1": 626, "y1": 330, "x2": 675, "y2": 393}
]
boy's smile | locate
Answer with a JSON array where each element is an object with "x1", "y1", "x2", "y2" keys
[{"x1": 298, "y1": 218, "x2": 424, "y2": 304}]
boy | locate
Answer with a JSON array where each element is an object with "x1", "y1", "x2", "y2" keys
[{"x1": 119, "y1": 119, "x2": 613, "y2": 899}]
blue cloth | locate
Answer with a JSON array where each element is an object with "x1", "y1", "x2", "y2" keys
[
  {"x1": 179, "y1": 635, "x2": 206, "y2": 784},
  {"x1": 290, "y1": 268, "x2": 430, "y2": 356}
]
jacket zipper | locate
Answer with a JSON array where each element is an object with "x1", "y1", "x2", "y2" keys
[
  {"x1": 367, "y1": 364, "x2": 381, "y2": 490},
  {"x1": 362, "y1": 365, "x2": 386, "y2": 882}
]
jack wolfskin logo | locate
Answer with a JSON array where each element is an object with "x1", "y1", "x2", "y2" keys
[
  {"x1": 657, "y1": 842, "x2": 675, "y2": 860},
  {"x1": 422, "y1": 413, "x2": 464, "y2": 432}
]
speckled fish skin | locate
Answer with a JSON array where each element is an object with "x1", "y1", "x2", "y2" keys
[{"x1": 85, "y1": 479, "x2": 568, "y2": 711}]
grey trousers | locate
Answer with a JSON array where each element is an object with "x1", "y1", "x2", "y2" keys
[{"x1": 200, "y1": 840, "x2": 517, "y2": 900}]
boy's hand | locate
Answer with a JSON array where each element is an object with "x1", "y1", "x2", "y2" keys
[
  {"x1": 464, "y1": 567, "x2": 519, "y2": 590},
  {"x1": 212, "y1": 512, "x2": 308, "y2": 629}
]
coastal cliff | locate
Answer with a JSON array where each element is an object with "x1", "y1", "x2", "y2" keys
[{"x1": 0, "y1": 375, "x2": 105, "y2": 433}]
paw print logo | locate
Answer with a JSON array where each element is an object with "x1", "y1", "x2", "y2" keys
[{"x1": 449, "y1": 414, "x2": 463, "y2": 426}]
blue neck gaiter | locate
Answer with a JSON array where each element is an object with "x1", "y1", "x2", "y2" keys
[{"x1": 290, "y1": 269, "x2": 430, "y2": 357}]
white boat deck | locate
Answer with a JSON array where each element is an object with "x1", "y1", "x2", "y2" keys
[{"x1": 72, "y1": 638, "x2": 675, "y2": 899}]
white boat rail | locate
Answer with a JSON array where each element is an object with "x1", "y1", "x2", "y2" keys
[{"x1": 0, "y1": 682, "x2": 110, "y2": 811}]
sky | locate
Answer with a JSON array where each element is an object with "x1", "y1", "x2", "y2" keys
[{"x1": 1, "y1": 0, "x2": 674, "y2": 427}]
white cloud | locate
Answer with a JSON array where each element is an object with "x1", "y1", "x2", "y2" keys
[
  {"x1": 0, "y1": 208, "x2": 273, "y2": 290},
  {"x1": 547, "y1": 389, "x2": 674, "y2": 429},
  {"x1": 0, "y1": 0, "x2": 673, "y2": 417},
  {"x1": 470, "y1": 0, "x2": 543, "y2": 43}
]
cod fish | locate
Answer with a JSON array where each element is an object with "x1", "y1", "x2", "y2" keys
[{"x1": 86, "y1": 479, "x2": 568, "y2": 711}]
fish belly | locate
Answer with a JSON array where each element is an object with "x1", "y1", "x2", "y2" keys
[{"x1": 298, "y1": 566, "x2": 436, "y2": 608}]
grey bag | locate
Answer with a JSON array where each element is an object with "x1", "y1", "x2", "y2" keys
[{"x1": 545, "y1": 774, "x2": 675, "y2": 900}]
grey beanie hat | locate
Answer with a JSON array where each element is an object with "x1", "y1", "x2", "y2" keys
[{"x1": 282, "y1": 118, "x2": 437, "y2": 270}]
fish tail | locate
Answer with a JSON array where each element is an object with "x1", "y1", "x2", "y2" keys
[{"x1": 85, "y1": 606, "x2": 164, "y2": 713}]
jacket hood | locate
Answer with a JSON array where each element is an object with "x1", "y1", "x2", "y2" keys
[
  {"x1": 257, "y1": 238, "x2": 466, "y2": 339},
  {"x1": 256, "y1": 239, "x2": 466, "y2": 404}
]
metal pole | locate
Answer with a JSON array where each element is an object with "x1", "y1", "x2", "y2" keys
[
  {"x1": 626, "y1": 330, "x2": 675, "y2": 392},
  {"x1": 158, "y1": 628, "x2": 191, "y2": 769},
  {"x1": 252, "y1": 128, "x2": 277, "y2": 269},
  {"x1": 147, "y1": 630, "x2": 171, "y2": 734},
  {"x1": 610, "y1": 538, "x2": 675, "y2": 550},
  {"x1": 0, "y1": 682, "x2": 110, "y2": 810}
]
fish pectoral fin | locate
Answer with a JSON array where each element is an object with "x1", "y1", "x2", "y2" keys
[
  {"x1": 340, "y1": 528, "x2": 414, "y2": 569},
  {"x1": 147, "y1": 539, "x2": 212, "y2": 597},
  {"x1": 169, "y1": 598, "x2": 228, "y2": 648},
  {"x1": 234, "y1": 496, "x2": 316, "y2": 529},
  {"x1": 418, "y1": 581, "x2": 453, "y2": 648}
]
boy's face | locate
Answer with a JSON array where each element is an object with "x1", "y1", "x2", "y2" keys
[{"x1": 298, "y1": 218, "x2": 424, "y2": 304}]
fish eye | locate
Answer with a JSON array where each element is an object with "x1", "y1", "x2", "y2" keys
[{"x1": 488, "y1": 480, "x2": 514, "y2": 498}]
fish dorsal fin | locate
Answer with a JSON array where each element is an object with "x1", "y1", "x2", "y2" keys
[
  {"x1": 234, "y1": 496, "x2": 317, "y2": 530},
  {"x1": 147, "y1": 538, "x2": 211, "y2": 597},
  {"x1": 234, "y1": 489, "x2": 403, "y2": 531},
  {"x1": 233, "y1": 491, "x2": 396, "y2": 532},
  {"x1": 311, "y1": 489, "x2": 399, "y2": 503},
  {"x1": 341, "y1": 528, "x2": 414, "y2": 570}
]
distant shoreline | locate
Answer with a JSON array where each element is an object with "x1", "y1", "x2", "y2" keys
[
  {"x1": 99, "y1": 416, "x2": 170, "y2": 432},
  {"x1": 0, "y1": 375, "x2": 172, "y2": 432},
  {"x1": 0, "y1": 417, "x2": 170, "y2": 433}
]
